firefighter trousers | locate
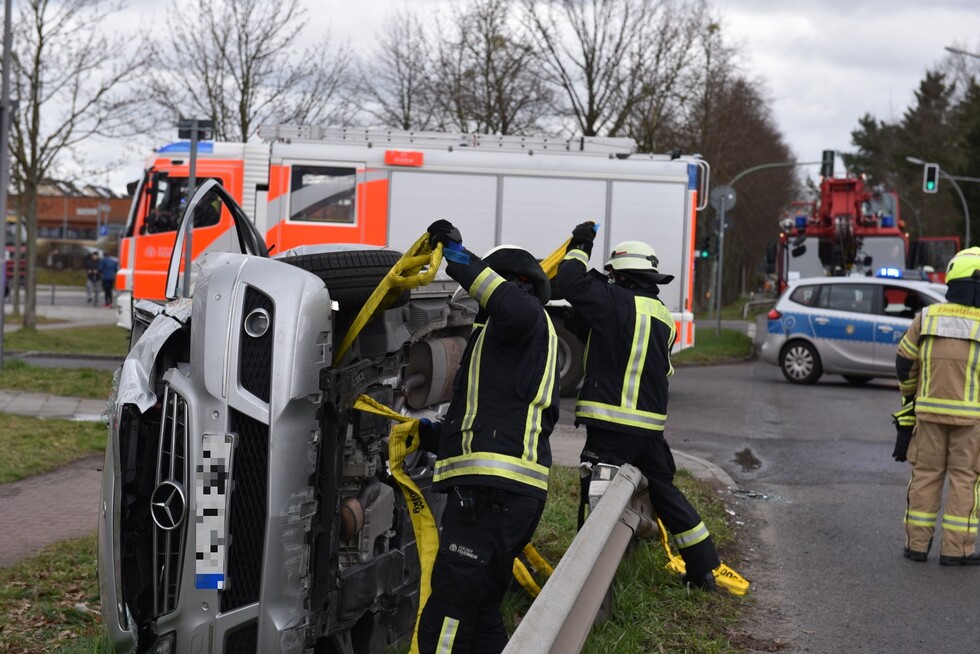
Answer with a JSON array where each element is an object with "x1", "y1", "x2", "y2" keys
[
  {"x1": 581, "y1": 425, "x2": 721, "y2": 575},
  {"x1": 905, "y1": 420, "x2": 980, "y2": 557},
  {"x1": 417, "y1": 486, "x2": 544, "y2": 654}
]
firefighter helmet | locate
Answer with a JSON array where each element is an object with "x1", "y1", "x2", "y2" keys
[
  {"x1": 483, "y1": 245, "x2": 551, "y2": 304},
  {"x1": 945, "y1": 247, "x2": 980, "y2": 283},
  {"x1": 604, "y1": 240, "x2": 674, "y2": 285}
]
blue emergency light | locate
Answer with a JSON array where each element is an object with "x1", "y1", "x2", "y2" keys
[
  {"x1": 880, "y1": 215, "x2": 895, "y2": 228},
  {"x1": 876, "y1": 267, "x2": 903, "y2": 279},
  {"x1": 795, "y1": 215, "x2": 807, "y2": 230}
]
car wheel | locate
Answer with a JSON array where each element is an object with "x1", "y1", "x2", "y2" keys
[
  {"x1": 278, "y1": 249, "x2": 408, "y2": 338},
  {"x1": 553, "y1": 320, "x2": 584, "y2": 397},
  {"x1": 842, "y1": 375, "x2": 873, "y2": 386},
  {"x1": 780, "y1": 340, "x2": 822, "y2": 384}
]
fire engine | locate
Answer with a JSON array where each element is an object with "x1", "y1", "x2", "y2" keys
[
  {"x1": 774, "y1": 170, "x2": 912, "y2": 291},
  {"x1": 116, "y1": 126, "x2": 710, "y2": 392}
]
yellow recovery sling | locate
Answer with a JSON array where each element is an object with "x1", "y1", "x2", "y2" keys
[{"x1": 656, "y1": 516, "x2": 751, "y2": 596}]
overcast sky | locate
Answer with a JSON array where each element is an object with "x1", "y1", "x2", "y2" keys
[{"x1": 94, "y1": 0, "x2": 980, "y2": 192}]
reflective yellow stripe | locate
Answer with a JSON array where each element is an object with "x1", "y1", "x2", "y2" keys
[
  {"x1": 436, "y1": 617, "x2": 459, "y2": 653},
  {"x1": 916, "y1": 397, "x2": 980, "y2": 417},
  {"x1": 967, "y1": 340, "x2": 980, "y2": 403},
  {"x1": 942, "y1": 514, "x2": 978, "y2": 534},
  {"x1": 673, "y1": 521, "x2": 710, "y2": 549},
  {"x1": 468, "y1": 268, "x2": 504, "y2": 307},
  {"x1": 576, "y1": 400, "x2": 666, "y2": 430},
  {"x1": 564, "y1": 249, "x2": 589, "y2": 265},
  {"x1": 461, "y1": 327, "x2": 487, "y2": 453},
  {"x1": 622, "y1": 311, "x2": 650, "y2": 408},
  {"x1": 434, "y1": 452, "x2": 549, "y2": 491},
  {"x1": 921, "y1": 336, "x2": 933, "y2": 398},
  {"x1": 523, "y1": 314, "x2": 558, "y2": 464},
  {"x1": 897, "y1": 334, "x2": 918, "y2": 359},
  {"x1": 905, "y1": 509, "x2": 936, "y2": 527}
]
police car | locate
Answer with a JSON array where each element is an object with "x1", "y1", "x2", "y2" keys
[{"x1": 760, "y1": 271, "x2": 948, "y2": 384}]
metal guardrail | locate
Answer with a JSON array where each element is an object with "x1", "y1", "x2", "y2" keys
[
  {"x1": 503, "y1": 464, "x2": 657, "y2": 654},
  {"x1": 742, "y1": 299, "x2": 775, "y2": 320}
]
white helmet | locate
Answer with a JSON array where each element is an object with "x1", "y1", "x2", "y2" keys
[
  {"x1": 604, "y1": 240, "x2": 674, "y2": 285},
  {"x1": 483, "y1": 244, "x2": 551, "y2": 304}
]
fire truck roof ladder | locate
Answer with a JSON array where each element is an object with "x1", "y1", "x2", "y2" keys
[{"x1": 257, "y1": 124, "x2": 638, "y2": 157}]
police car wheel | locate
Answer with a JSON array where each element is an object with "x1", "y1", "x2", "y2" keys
[{"x1": 780, "y1": 340, "x2": 822, "y2": 384}]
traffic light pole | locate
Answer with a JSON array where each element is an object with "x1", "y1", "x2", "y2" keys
[{"x1": 940, "y1": 171, "x2": 970, "y2": 248}]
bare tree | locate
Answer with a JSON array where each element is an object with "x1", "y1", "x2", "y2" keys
[
  {"x1": 429, "y1": 0, "x2": 552, "y2": 134},
  {"x1": 149, "y1": 0, "x2": 356, "y2": 141},
  {"x1": 6, "y1": 0, "x2": 148, "y2": 329},
  {"x1": 521, "y1": 0, "x2": 699, "y2": 137},
  {"x1": 358, "y1": 9, "x2": 437, "y2": 130}
]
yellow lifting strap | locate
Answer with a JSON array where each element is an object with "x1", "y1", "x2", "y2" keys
[
  {"x1": 353, "y1": 394, "x2": 438, "y2": 654},
  {"x1": 511, "y1": 542, "x2": 555, "y2": 598},
  {"x1": 334, "y1": 235, "x2": 444, "y2": 366},
  {"x1": 656, "y1": 517, "x2": 751, "y2": 596},
  {"x1": 539, "y1": 237, "x2": 573, "y2": 279}
]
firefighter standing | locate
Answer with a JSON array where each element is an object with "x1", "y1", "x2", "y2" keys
[
  {"x1": 556, "y1": 221, "x2": 721, "y2": 590},
  {"x1": 896, "y1": 246, "x2": 980, "y2": 565},
  {"x1": 416, "y1": 220, "x2": 559, "y2": 654}
]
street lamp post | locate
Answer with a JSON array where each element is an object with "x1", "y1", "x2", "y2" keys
[{"x1": 906, "y1": 156, "x2": 970, "y2": 248}]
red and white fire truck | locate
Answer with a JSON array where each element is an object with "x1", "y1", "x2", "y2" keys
[
  {"x1": 773, "y1": 167, "x2": 960, "y2": 290},
  {"x1": 116, "y1": 126, "x2": 710, "y2": 390}
]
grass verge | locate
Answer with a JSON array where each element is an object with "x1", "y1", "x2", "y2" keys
[
  {"x1": 3, "y1": 325, "x2": 129, "y2": 358},
  {"x1": 6, "y1": 468, "x2": 744, "y2": 653},
  {"x1": 675, "y1": 328, "x2": 753, "y2": 365},
  {"x1": 0, "y1": 533, "x2": 107, "y2": 653},
  {"x1": 500, "y1": 465, "x2": 743, "y2": 653},
  {"x1": 0, "y1": 414, "x2": 107, "y2": 484},
  {"x1": 0, "y1": 360, "x2": 116, "y2": 399}
]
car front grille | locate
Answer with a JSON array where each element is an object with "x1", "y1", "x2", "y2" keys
[
  {"x1": 153, "y1": 385, "x2": 188, "y2": 616},
  {"x1": 239, "y1": 286, "x2": 274, "y2": 402},
  {"x1": 225, "y1": 622, "x2": 258, "y2": 652},
  {"x1": 220, "y1": 409, "x2": 269, "y2": 612}
]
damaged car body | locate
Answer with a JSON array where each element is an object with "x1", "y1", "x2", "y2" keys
[{"x1": 99, "y1": 180, "x2": 474, "y2": 653}]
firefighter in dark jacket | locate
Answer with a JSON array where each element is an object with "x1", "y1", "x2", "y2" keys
[
  {"x1": 896, "y1": 246, "x2": 980, "y2": 565},
  {"x1": 556, "y1": 221, "x2": 721, "y2": 590},
  {"x1": 416, "y1": 220, "x2": 559, "y2": 654}
]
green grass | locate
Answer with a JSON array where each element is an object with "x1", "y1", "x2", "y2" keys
[
  {"x1": 675, "y1": 328, "x2": 753, "y2": 365},
  {"x1": 36, "y1": 268, "x2": 88, "y2": 287},
  {"x1": 0, "y1": 469, "x2": 742, "y2": 653},
  {"x1": 499, "y1": 466, "x2": 743, "y2": 654},
  {"x1": 0, "y1": 360, "x2": 116, "y2": 398},
  {"x1": 0, "y1": 414, "x2": 107, "y2": 484},
  {"x1": 0, "y1": 533, "x2": 108, "y2": 653},
  {"x1": 3, "y1": 325, "x2": 130, "y2": 357}
]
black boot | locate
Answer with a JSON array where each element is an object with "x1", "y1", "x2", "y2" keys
[
  {"x1": 903, "y1": 548, "x2": 928, "y2": 562},
  {"x1": 682, "y1": 571, "x2": 717, "y2": 591}
]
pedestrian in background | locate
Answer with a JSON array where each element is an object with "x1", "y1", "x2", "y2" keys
[
  {"x1": 416, "y1": 220, "x2": 559, "y2": 654},
  {"x1": 98, "y1": 254, "x2": 119, "y2": 308},
  {"x1": 896, "y1": 246, "x2": 980, "y2": 566},
  {"x1": 85, "y1": 251, "x2": 101, "y2": 303},
  {"x1": 556, "y1": 221, "x2": 722, "y2": 590}
]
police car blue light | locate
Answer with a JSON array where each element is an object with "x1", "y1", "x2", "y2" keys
[{"x1": 876, "y1": 267, "x2": 903, "y2": 278}]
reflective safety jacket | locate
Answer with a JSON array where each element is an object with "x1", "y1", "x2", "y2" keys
[
  {"x1": 433, "y1": 253, "x2": 559, "y2": 501},
  {"x1": 897, "y1": 303, "x2": 980, "y2": 425},
  {"x1": 556, "y1": 249, "x2": 675, "y2": 437}
]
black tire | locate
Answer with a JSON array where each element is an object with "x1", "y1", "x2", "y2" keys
[
  {"x1": 554, "y1": 320, "x2": 585, "y2": 397},
  {"x1": 278, "y1": 249, "x2": 407, "y2": 339},
  {"x1": 779, "y1": 340, "x2": 822, "y2": 384},
  {"x1": 842, "y1": 375, "x2": 873, "y2": 386}
]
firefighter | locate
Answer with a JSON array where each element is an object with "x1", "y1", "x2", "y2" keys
[
  {"x1": 556, "y1": 222, "x2": 721, "y2": 590},
  {"x1": 416, "y1": 220, "x2": 559, "y2": 654},
  {"x1": 896, "y1": 246, "x2": 980, "y2": 565}
]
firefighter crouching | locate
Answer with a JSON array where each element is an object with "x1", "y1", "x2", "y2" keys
[
  {"x1": 556, "y1": 221, "x2": 722, "y2": 590},
  {"x1": 416, "y1": 220, "x2": 560, "y2": 653},
  {"x1": 896, "y1": 246, "x2": 980, "y2": 566}
]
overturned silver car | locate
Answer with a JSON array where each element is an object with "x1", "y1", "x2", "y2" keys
[{"x1": 99, "y1": 181, "x2": 472, "y2": 652}]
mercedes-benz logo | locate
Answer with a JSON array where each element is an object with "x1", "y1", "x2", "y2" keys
[{"x1": 150, "y1": 481, "x2": 186, "y2": 531}]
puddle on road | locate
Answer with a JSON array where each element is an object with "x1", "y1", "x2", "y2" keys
[{"x1": 732, "y1": 447, "x2": 761, "y2": 471}]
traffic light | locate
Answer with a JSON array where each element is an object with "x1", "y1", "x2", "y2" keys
[
  {"x1": 698, "y1": 235, "x2": 714, "y2": 259},
  {"x1": 923, "y1": 163, "x2": 939, "y2": 193}
]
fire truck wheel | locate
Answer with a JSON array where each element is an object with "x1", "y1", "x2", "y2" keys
[
  {"x1": 554, "y1": 321, "x2": 584, "y2": 396},
  {"x1": 779, "y1": 340, "x2": 822, "y2": 384},
  {"x1": 277, "y1": 249, "x2": 409, "y2": 335}
]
